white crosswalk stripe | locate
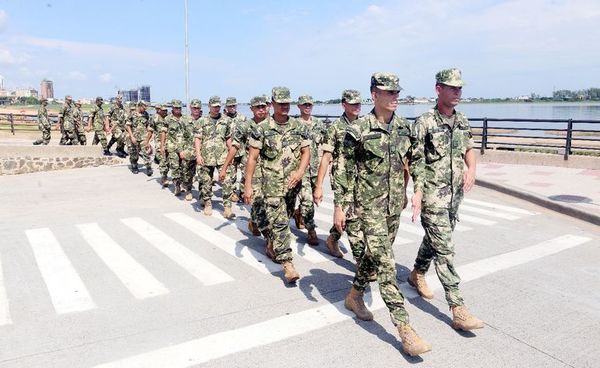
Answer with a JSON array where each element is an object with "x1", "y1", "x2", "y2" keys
[
  {"x1": 459, "y1": 204, "x2": 521, "y2": 220},
  {"x1": 78, "y1": 223, "x2": 169, "y2": 299},
  {"x1": 25, "y1": 228, "x2": 96, "y2": 314},
  {"x1": 463, "y1": 198, "x2": 537, "y2": 215},
  {"x1": 455, "y1": 212, "x2": 497, "y2": 226},
  {"x1": 165, "y1": 212, "x2": 280, "y2": 274},
  {"x1": 0, "y1": 254, "x2": 12, "y2": 326},
  {"x1": 121, "y1": 217, "x2": 235, "y2": 286}
]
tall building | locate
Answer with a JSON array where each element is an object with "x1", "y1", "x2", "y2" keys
[
  {"x1": 40, "y1": 79, "x2": 54, "y2": 99},
  {"x1": 15, "y1": 88, "x2": 38, "y2": 98},
  {"x1": 117, "y1": 85, "x2": 150, "y2": 103},
  {"x1": 0, "y1": 75, "x2": 5, "y2": 91},
  {"x1": 139, "y1": 85, "x2": 150, "y2": 102}
]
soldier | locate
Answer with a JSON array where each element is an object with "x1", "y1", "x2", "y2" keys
[
  {"x1": 33, "y1": 98, "x2": 51, "y2": 145},
  {"x1": 58, "y1": 96, "x2": 77, "y2": 145},
  {"x1": 145, "y1": 104, "x2": 170, "y2": 185},
  {"x1": 126, "y1": 100, "x2": 152, "y2": 175},
  {"x1": 293, "y1": 95, "x2": 326, "y2": 246},
  {"x1": 313, "y1": 89, "x2": 366, "y2": 259},
  {"x1": 194, "y1": 96, "x2": 234, "y2": 218},
  {"x1": 223, "y1": 97, "x2": 247, "y2": 203},
  {"x1": 337, "y1": 73, "x2": 431, "y2": 356},
  {"x1": 408, "y1": 68, "x2": 483, "y2": 331},
  {"x1": 244, "y1": 86, "x2": 310, "y2": 284},
  {"x1": 86, "y1": 97, "x2": 111, "y2": 155},
  {"x1": 181, "y1": 98, "x2": 203, "y2": 201},
  {"x1": 219, "y1": 95, "x2": 270, "y2": 237},
  {"x1": 165, "y1": 99, "x2": 193, "y2": 196},
  {"x1": 106, "y1": 95, "x2": 128, "y2": 157},
  {"x1": 73, "y1": 100, "x2": 87, "y2": 145}
]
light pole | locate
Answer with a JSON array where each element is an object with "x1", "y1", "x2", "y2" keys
[{"x1": 184, "y1": 0, "x2": 190, "y2": 111}]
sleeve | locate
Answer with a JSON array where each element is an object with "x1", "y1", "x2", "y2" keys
[
  {"x1": 231, "y1": 121, "x2": 245, "y2": 149},
  {"x1": 333, "y1": 124, "x2": 360, "y2": 207},
  {"x1": 300, "y1": 124, "x2": 310, "y2": 148},
  {"x1": 248, "y1": 124, "x2": 263, "y2": 150},
  {"x1": 464, "y1": 118, "x2": 474, "y2": 149},
  {"x1": 193, "y1": 119, "x2": 203, "y2": 139},
  {"x1": 409, "y1": 117, "x2": 426, "y2": 193},
  {"x1": 321, "y1": 121, "x2": 337, "y2": 153}
]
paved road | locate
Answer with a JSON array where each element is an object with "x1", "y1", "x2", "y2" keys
[{"x1": 0, "y1": 165, "x2": 598, "y2": 367}]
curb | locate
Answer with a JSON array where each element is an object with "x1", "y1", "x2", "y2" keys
[{"x1": 475, "y1": 178, "x2": 600, "y2": 226}]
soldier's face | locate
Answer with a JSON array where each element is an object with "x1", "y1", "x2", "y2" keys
[
  {"x1": 172, "y1": 107, "x2": 182, "y2": 117},
  {"x1": 138, "y1": 105, "x2": 146, "y2": 113},
  {"x1": 250, "y1": 104, "x2": 267, "y2": 120},
  {"x1": 372, "y1": 88, "x2": 398, "y2": 113},
  {"x1": 209, "y1": 105, "x2": 221, "y2": 117},
  {"x1": 272, "y1": 102, "x2": 289, "y2": 116},
  {"x1": 436, "y1": 84, "x2": 462, "y2": 108},
  {"x1": 225, "y1": 105, "x2": 237, "y2": 114},
  {"x1": 298, "y1": 103, "x2": 313, "y2": 116},
  {"x1": 159, "y1": 110, "x2": 168, "y2": 117},
  {"x1": 191, "y1": 107, "x2": 201, "y2": 119},
  {"x1": 342, "y1": 102, "x2": 361, "y2": 119}
]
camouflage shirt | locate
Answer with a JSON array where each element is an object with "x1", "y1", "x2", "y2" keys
[
  {"x1": 340, "y1": 110, "x2": 412, "y2": 216},
  {"x1": 193, "y1": 113, "x2": 231, "y2": 166},
  {"x1": 234, "y1": 116, "x2": 265, "y2": 178},
  {"x1": 164, "y1": 113, "x2": 192, "y2": 153},
  {"x1": 322, "y1": 113, "x2": 355, "y2": 206},
  {"x1": 249, "y1": 116, "x2": 310, "y2": 198},
  {"x1": 73, "y1": 107, "x2": 84, "y2": 130},
  {"x1": 126, "y1": 110, "x2": 150, "y2": 141},
  {"x1": 107, "y1": 103, "x2": 127, "y2": 128},
  {"x1": 37, "y1": 106, "x2": 49, "y2": 128},
  {"x1": 409, "y1": 106, "x2": 474, "y2": 210},
  {"x1": 90, "y1": 105, "x2": 105, "y2": 130},
  {"x1": 227, "y1": 112, "x2": 248, "y2": 158},
  {"x1": 300, "y1": 116, "x2": 326, "y2": 177},
  {"x1": 59, "y1": 103, "x2": 75, "y2": 131}
]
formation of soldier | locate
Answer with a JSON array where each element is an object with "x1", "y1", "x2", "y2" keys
[{"x1": 33, "y1": 68, "x2": 482, "y2": 357}]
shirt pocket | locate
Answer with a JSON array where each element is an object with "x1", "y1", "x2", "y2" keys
[
  {"x1": 425, "y1": 128, "x2": 448, "y2": 163},
  {"x1": 362, "y1": 133, "x2": 385, "y2": 172},
  {"x1": 263, "y1": 131, "x2": 280, "y2": 159}
]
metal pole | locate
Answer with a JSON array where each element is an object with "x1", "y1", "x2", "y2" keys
[
  {"x1": 184, "y1": 0, "x2": 190, "y2": 111},
  {"x1": 481, "y1": 118, "x2": 488, "y2": 155},
  {"x1": 564, "y1": 119, "x2": 573, "y2": 160}
]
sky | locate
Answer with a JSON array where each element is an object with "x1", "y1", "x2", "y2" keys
[{"x1": 1, "y1": 0, "x2": 599, "y2": 102}]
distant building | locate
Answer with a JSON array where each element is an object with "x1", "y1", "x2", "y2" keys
[
  {"x1": 0, "y1": 75, "x2": 4, "y2": 90},
  {"x1": 40, "y1": 79, "x2": 54, "y2": 99},
  {"x1": 15, "y1": 88, "x2": 38, "y2": 98},
  {"x1": 139, "y1": 85, "x2": 150, "y2": 102},
  {"x1": 117, "y1": 85, "x2": 150, "y2": 103}
]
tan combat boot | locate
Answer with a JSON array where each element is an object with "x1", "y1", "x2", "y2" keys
[
  {"x1": 293, "y1": 208, "x2": 305, "y2": 229},
  {"x1": 248, "y1": 221, "x2": 261, "y2": 236},
  {"x1": 307, "y1": 229, "x2": 319, "y2": 246},
  {"x1": 265, "y1": 238, "x2": 275, "y2": 260},
  {"x1": 223, "y1": 206, "x2": 236, "y2": 220},
  {"x1": 174, "y1": 183, "x2": 182, "y2": 196},
  {"x1": 397, "y1": 324, "x2": 432, "y2": 356},
  {"x1": 185, "y1": 191, "x2": 193, "y2": 201},
  {"x1": 344, "y1": 287, "x2": 373, "y2": 321},
  {"x1": 408, "y1": 269, "x2": 434, "y2": 299},
  {"x1": 451, "y1": 305, "x2": 484, "y2": 331},
  {"x1": 325, "y1": 235, "x2": 343, "y2": 258},
  {"x1": 203, "y1": 200, "x2": 213, "y2": 216},
  {"x1": 282, "y1": 261, "x2": 299, "y2": 283}
]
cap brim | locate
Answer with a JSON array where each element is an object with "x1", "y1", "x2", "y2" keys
[
  {"x1": 345, "y1": 98, "x2": 361, "y2": 104},
  {"x1": 209, "y1": 103, "x2": 221, "y2": 107},
  {"x1": 273, "y1": 98, "x2": 292, "y2": 103},
  {"x1": 442, "y1": 80, "x2": 465, "y2": 87}
]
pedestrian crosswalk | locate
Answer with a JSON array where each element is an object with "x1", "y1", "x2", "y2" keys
[{"x1": 1, "y1": 193, "x2": 540, "y2": 327}]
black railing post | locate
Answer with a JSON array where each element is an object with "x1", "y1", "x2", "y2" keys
[
  {"x1": 564, "y1": 119, "x2": 573, "y2": 160},
  {"x1": 480, "y1": 118, "x2": 488, "y2": 155},
  {"x1": 9, "y1": 113, "x2": 14, "y2": 135}
]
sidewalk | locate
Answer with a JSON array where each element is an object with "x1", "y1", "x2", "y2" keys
[{"x1": 476, "y1": 162, "x2": 600, "y2": 226}]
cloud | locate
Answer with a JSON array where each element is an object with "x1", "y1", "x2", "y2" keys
[
  {"x1": 0, "y1": 9, "x2": 7, "y2": 32},
  {"x1": 98, "y1": 73, "x2": 112, "y2": 82},
  {"x1": 67, "y1": 71, "x2": 87, "y2": 81},
  {"x1": 0, "y1": 47, "x2": 27, "y2": 66}
]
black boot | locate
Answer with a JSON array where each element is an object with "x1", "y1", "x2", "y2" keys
[
  {"x1": 103, "y1": 149, "x2": 112, "y2": 156},
  {"x1": 107, "y1": 137, "x2": 117, "y2": 152},
  {"x1": 131, "y1": 164, "x2": 139, "y2": 174},
  {"x1": 146, "y1": 167, "x2": 153, "y2": 176}
]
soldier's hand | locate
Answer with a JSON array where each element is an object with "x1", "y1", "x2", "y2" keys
[
  {"x1": 145, "y1": 145, "x2": 153, "y2": 155},
  {"x1": 243, "y1": 186, "x2": 253, "y2": 205},
  {"x1": 287, "y1": 171, "x2": 302, "y2": 189},
  {"x1": 313, "y1": 186, "x2": 323, "y2": 206},
  {"x1": 131, "y1": 137, "x2": 137, "y2": 146},
  {"x1": 334, "y1": 206, "x2": 346, "y2": 233},
  {"x1": 218, "y1": 168, "x2": 227, "y2": 182},
  {"x1": 179, "y1": 151, "x2": 186, "y2": 160},
  {"x1": 196, "y1": 155, "x2": 204, "y2": 166},
  {"x1": 411, "y1": 191, "x2": 423, "y2": 223},
  {"x1": 463, "y1": 168, "x2": 476, "y2": 192}
]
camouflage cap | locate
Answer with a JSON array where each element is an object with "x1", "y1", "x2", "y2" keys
[
  {"x1": 96, "y1": 96, "x2": 103, "y2": 102},
  {"x1": 370, "y1": 72, "x2": 402, "y2": 92},
  {"x1": 249, "y1": 95, "x2": 268, "y2": 107},
  {"x1": 297, "y1": 95, "x2": 314, "y2": 105},
  {"x1": 342, "y1": 89, "x2": 361, "y2": 104},
  {"x1": 209, "y1": 96, "x2": 221, "y2": 107},
  {"x1": 75, "y1": 100, "x2": 82, "y2": 105},
  {"x1": 115, "y1": 95, "x2": 123, "y2": 100},
  {"x1": 153, "y1": 103, "x2": 163, "y2": 110},
  {"x1": 225, "y1": 97, "x2": 237, "y2": 106},
  {"x1": 436, "y1": 68, "x2": 465, "y2": 87},
  {"x1": 272, "y1": 86, "x2": 292, "y2": 103},
  {"x1": 137, "y1": 100, "x2": 147, "y2": 106},
  {"x1": 40, "y1": 98, "x2": 48, "y2": 103},
  {"x1": 171, "y1": 99, "x2": 183, "y2": 108},
  {"x1": 65, "y1": 95, "x2": 72, "y2": 101},
  {"x1": 129, "y1": 104, "x2": 136, "y2": 110},
  {"x1": 190, "y1": 99, "x2": 202, "y2": 108}
]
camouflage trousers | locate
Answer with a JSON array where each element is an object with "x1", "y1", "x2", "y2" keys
[
  {"x1": 198, "y1": 164, "x2": 233, "y2": 206},
  {"x1": 229, "y1": 155, "x2": 246, "y2": 198},
  {"x1": 414, "y1": 207, "x2": 463, "y2": 307},
  {"x1": 168, "y1": 149, "x2": 194, "y2": 189},
  {"x1": 329, "y1": 205, "x2": 376, "y2": 289},
  {"x1": 359, "y1": 210, "x2": 409, "y2": 326},
  {"x1": 250, "y1": 175, "x2": 269, "y2": 236},
  {"x1": 109, "y1": 126, "x2": 126, "y2": 150},
  {"x1": 128, "y1": 139, "x2": 152, "y2": 169},
  {"x1": 34, "y1": 124, "x2": 51, "y2": 145},
  {"x1": 75, "y1": 125, "x2": 86, "y2": 145},
  {"x1": 60, "y1": 129, "x2": 78, "y2": 145},
  {"x1": 157, "y1": 150, "x2": 170, "y2": 177},
  {"x1": 92, "y1": 127, "x2": 108, "y2": 150},
  {"x1": 296, "y1": 174, "x2": 316, "y2": 231},
  {"x1": 265, "y1": 186, "x2": 301, "y2": 264}
]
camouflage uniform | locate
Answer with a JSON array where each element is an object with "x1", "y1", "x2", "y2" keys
[
  {"x1": 73, "y1": 103, "x2": 86, "y2": 145},
  {"x1": 107, "y1": 100, "x2": 127, "y2": 153},
  {"x1": 339, "y1": 74, "x2": 412, "y2": 326},
  {"x1": 33, "y1": 101, "x2": 51, "y2": 145},
  {"x1": 225, "y1": 97, "x2": 248, "y2": 200},
  {"x1": 164, "y1": 100, "x2": 194, "y2": 188},
  {"x1": 126, "y1": 102, "x2": 152, "y2": 171},
  {"x1": 248, "y1": 92, "x2": 310, "y2": 264},
  {"x1": 149, "y1": 105, "x2": 169, "y2": 178},
  {"x1": 90, "y1": 98, "x2": 108, "y2": 150},
  {"x1": 59, "y1": 99, "x2": 77, "y2": 145},
  {"x1": 409, "y1": 69, "x2": 474, "y2": 307},
  {"x1": 195, "y1": 96, "x2": 233, "y2": 207}
]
